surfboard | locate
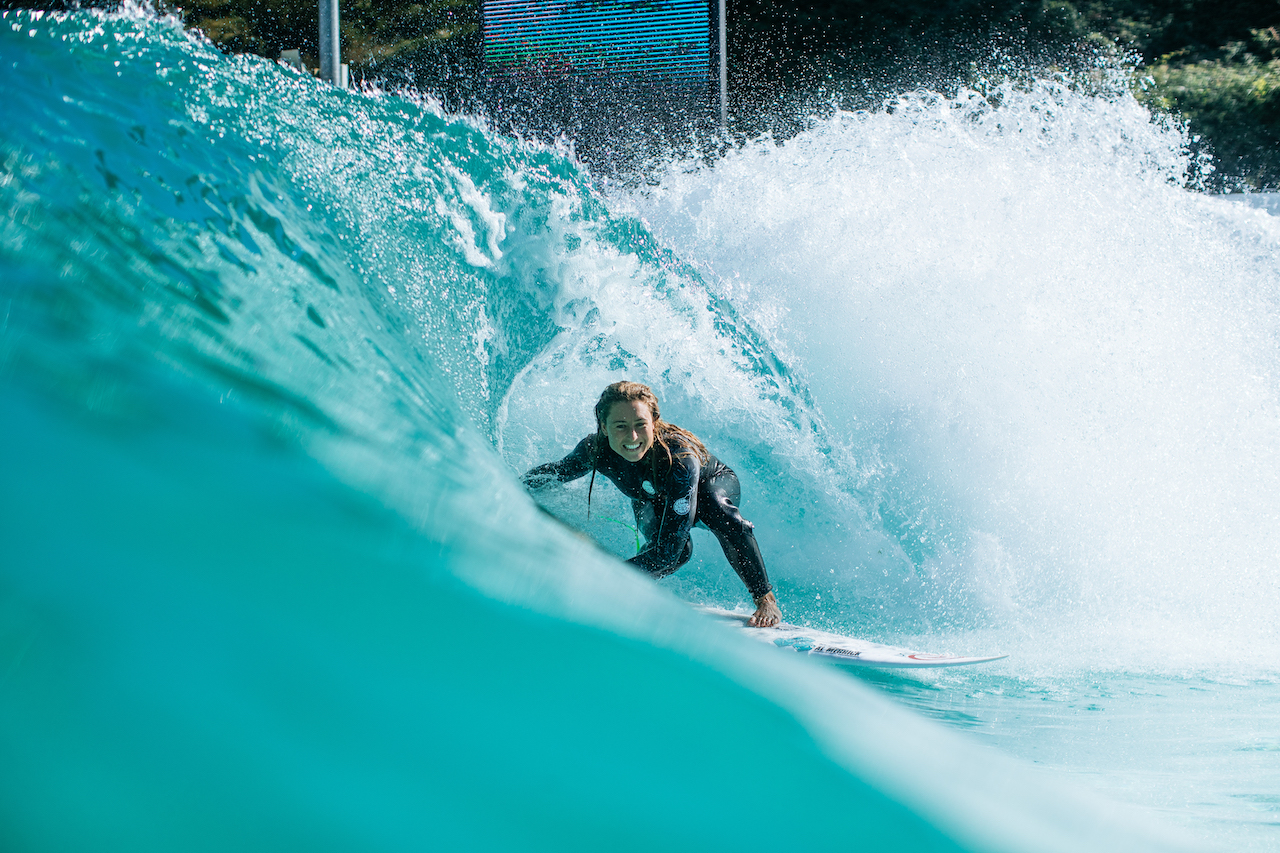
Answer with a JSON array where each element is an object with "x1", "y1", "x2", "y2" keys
[{"x1": 699, "y1": 607, "x2": 1008, "y2": 668}]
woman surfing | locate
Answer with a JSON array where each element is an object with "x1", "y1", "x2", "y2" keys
[{"x1": 522, "y1": 381, "x2": 782, "y2": 627}]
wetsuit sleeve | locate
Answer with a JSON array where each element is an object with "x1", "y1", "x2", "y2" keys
[
  {"x1": 628, "y1": 452, "x2": 700, "y2": 576},
  {"x1": 521, "y1": 436, "x2": 595, "y2": 489}
]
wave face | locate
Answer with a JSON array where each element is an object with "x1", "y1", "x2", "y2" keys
[{"x1": 0, "y1": 6, "x2": 1266, "y2": 851}]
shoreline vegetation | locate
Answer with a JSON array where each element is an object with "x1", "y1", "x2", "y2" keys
[{"x1": 6, "y1": 0, "x2": 1278, "y2": 189}]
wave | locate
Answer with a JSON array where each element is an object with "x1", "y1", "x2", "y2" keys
[{"x1": 0, "y1": 6, "x2": 1241, "y2": 850}]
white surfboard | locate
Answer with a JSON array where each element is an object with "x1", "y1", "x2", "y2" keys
[{"x1": 700, "y1": 607, "x2": 1008, "y2": 668}]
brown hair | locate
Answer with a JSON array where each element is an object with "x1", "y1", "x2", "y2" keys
[{"x1": 587, "y1": 381, "x2": 708, "y2": 516}]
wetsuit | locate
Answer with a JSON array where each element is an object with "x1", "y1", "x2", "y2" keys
[{"x1": 522, "y1": 435, "x2": 772, "y2": 599}]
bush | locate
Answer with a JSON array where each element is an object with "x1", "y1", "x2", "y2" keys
[{"x1": 1138, "y1": 29, "x2": 1280, "y2": 189}]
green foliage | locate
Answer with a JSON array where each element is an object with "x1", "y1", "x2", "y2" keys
[
  {"x1": 169, "y1": 0, "x2": 478, "y2": 81},
  {"x1": 1139, "y1": 49, "x2": 1280, "y2": 188}
]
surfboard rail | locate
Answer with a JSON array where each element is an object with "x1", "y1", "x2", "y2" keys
[{"x1": 698, "y1": 606, "x2": 1008, "y2": 668}]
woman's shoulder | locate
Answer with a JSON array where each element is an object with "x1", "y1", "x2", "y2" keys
[
  {"x1": 659, "y1": 433, "x2": 704, "y2": 478},
  {"x1": 660, "y1": 426, "x2": 709, "y2": 461}
]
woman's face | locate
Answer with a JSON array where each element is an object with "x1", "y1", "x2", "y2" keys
[{"x1": 604, "y1": 399, "x2": 655, "y2": 463}]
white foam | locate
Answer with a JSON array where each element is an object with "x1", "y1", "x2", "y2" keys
[{"x1": 617, "y1": 78, "x2": 1280, "y2": 672}]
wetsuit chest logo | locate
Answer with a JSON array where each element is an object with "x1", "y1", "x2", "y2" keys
[{"x1": 642, "y1": 480, "x2": 656, "y2": 495}]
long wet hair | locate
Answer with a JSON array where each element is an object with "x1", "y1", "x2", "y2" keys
[{"x1": 587, "y1": 381, "x2": 709, "y2": 517}]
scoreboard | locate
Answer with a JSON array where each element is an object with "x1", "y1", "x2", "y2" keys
[{"x1": 481, "y1": 0, "x2": 718, "y2": 84}]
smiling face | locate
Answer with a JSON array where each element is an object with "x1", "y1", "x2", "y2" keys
[{"x1": 604, "y1": 399, "x2": 656, "y2": 463}]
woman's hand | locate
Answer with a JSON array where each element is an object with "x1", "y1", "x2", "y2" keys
[{"x1": 748, "y1": 591, "x2": 781, "y2": 627}]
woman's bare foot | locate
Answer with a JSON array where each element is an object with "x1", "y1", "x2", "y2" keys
[{"x1": 747, "y1": 591, "x2": 781, "y2": 627}]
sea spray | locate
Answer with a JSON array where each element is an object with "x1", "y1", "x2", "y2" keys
[{"x1": 621, "y1": 77, "x2": 1280, "y2": 672}]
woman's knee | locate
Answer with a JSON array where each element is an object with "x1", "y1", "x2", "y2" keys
[{"x1": 702, "y1": 494, "x2": 753, "y2": 536}]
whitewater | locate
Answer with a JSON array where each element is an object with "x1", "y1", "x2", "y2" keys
[{"x1": 2, "y1": 6, "x2": 1278, "y2": 851}]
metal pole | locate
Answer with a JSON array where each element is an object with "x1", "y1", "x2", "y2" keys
[
  {"x1": 718, "y1": 0, "x2": 728, "y2": 126},
  {"x1": 318, "y1": 0, "x2": 340, "y2": 85}
]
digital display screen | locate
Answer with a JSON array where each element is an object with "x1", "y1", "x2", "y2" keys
[{"x1": 481, "y1": 0, "x2": 712, "y2": 81}]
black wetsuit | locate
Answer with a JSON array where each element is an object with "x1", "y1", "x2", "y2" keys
[{"x1": 522, "y1": 435, "x2": 772, "y2": 599}]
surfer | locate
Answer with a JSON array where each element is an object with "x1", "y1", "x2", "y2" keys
[{"x1": 522, "y1": 381, "x2": 782, "y2": 628}]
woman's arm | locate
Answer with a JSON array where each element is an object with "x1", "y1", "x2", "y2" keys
[{"x1": 521, "y1": 436, "x2": 595, "y2": 489}]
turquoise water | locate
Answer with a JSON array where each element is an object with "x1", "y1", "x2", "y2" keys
[{"x1": 2, "y1": 6, "x2": 1278, "y2": 851}]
